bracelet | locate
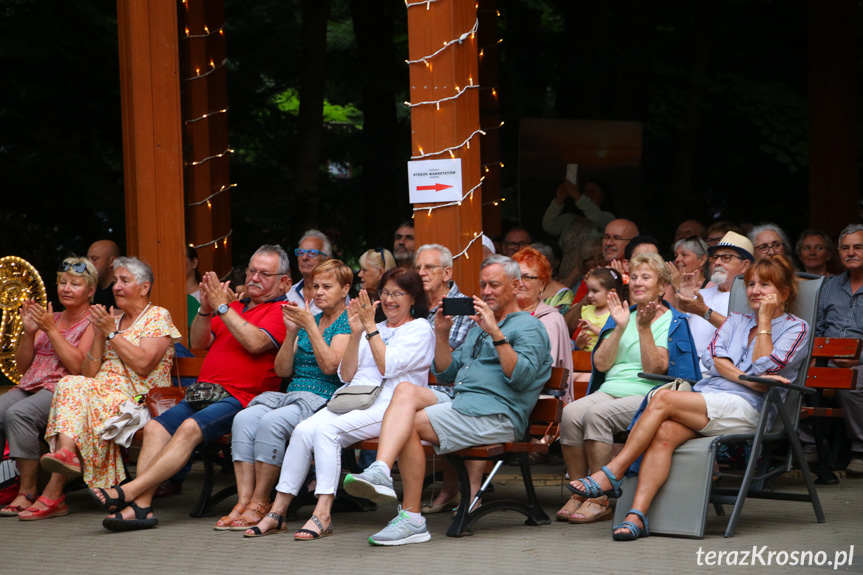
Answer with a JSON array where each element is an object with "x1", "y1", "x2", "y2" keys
[
  {"x1": 87, "y1": 350, "x2": 103, "y2": 362},
  {"x1": 757, "y1": 330, "x2": 772, "y2": 336},
  {"x1": 365, "y1": 330, "x2": 380, "y2": 341},
  {"x1": 197, "y1": 310, "x2": 213, "y2": 317}
]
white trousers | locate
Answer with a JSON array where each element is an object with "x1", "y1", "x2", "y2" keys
[{"x1": 275, "y1": 398, "x2": 389, "y2": 496}]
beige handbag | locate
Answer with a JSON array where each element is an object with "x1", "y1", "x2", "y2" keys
[
  {"x1": 326, "y1": 384, "x2": 383, "y2": 414},
  {"x1": 646, "y1": 378, "x2": 693, "y2": 404}
]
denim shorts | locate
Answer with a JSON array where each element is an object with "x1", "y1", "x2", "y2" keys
[{"x1": 153, "y1": 396, "x2": 243, "y2": 444}]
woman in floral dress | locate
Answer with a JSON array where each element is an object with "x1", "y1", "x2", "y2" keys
[{"x1": 30, "y1": 257, "x2": 179, "y2": 519}]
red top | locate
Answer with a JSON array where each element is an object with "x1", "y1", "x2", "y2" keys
[{"x1": 198, "y1": 299, "x2": 287, "y2": 407}]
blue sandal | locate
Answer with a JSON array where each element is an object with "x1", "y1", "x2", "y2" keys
[
  {"x1": 567, "y1": 466, "x2": 623, "y2": 499},
  {"x1": 612, "y1": 509, "x2": 649, "y2": 541}
]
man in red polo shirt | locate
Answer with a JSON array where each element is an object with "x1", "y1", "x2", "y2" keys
[{"x1": 92, "y1": 244, "x2": 292, "y2": 531}]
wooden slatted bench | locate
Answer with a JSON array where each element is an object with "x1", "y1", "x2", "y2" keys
[
  {"x1": 350, "y1": 366, "x2": 570, "y2": 537},
  {"x1": 801, "y1": 336, "x2": 861, "y2": 483}
]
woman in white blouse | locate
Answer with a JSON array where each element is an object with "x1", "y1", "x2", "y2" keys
[{"x1": 245, "y1": 268, "x2": 434, "y2": 539}]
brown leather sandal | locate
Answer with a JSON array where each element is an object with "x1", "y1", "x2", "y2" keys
[
  {"x1": 556, "y1": 494, "x2": 585, "y2": 522},
  {"x1": 213, "y1": 502, "x2": 246, "y2": 531},
  {"x1": 229, "y1": 502, "x2": 271, "y2": 531},
  {"x1": 569, "y1": 496, "x2": 613, "y2": 524}
]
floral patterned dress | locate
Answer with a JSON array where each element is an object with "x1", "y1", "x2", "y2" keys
[{"x1": 45, "y1": 305, "x2": 180, "y2": 488}]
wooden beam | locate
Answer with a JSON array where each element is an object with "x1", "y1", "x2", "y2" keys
[
  {"x1": 408, "y1": 0, "x2": 483, "y2": 296},
  {"x1": 116, "y1": 0, "x2": 187, "y2": 339}
]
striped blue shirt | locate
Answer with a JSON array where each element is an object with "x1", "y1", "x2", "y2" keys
[{"x1": 694, "y1": 311, "x2": 810, "y2": 414}]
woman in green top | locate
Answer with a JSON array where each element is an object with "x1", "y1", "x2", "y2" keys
[{"x1": 557, "y1": 253, "x2": 673, "y2": 524}]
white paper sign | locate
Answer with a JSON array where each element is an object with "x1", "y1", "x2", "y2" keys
[{"x1": 408, "y1": 159, "x2": 462, "y2": 204}]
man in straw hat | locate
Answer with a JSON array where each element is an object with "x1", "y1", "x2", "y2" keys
[{"x1": 675, "y1": 231, "x2": 755, "y2": 375}]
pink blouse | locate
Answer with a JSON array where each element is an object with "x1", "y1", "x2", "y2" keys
[{"x1": 17, "y1": 313, "x2": 90, "y2": 393}]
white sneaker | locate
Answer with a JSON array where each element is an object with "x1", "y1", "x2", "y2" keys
[
  {"x1": 343, "y1": 463, "x2": 397, "y2": 503},
  {"x1": 368, "y1": 507, "x2": 431, "y2": 546}
]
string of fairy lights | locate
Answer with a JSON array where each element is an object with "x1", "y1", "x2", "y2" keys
[
  {"x1": 181, "y1": 0, "x2": 234, "y2": 251},
  {"x1": 181, "y1": 0, "x2": 503, "y2": 255}
]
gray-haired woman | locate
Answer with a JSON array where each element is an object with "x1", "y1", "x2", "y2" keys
[{"x1": 31, "y1": 257, "x2": 180, "y2": 519}]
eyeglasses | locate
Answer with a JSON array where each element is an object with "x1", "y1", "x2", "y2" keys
[
  {"x1": 754, "y1": 242, "x2": 783, "y2": 254},
  {"x1": 503, "y1": 241, "x2": 531, "y2": 250},
  {"x1": 295, "y1": 248, "x2": 329, "y2": 258},
  {"x1": 379, "y1": 290, "x2": 407, "y2": 300},
  {"x1": 708, "y1": 254, "x2": 745, "y2": 264},
  {"x1": 521, "y1": 274, "x2": 540, "y2": 282},
  {"x1": 602, "y1": 234, "x2": 632, "y2": 243},
  {"x1": 247, "y1": 267, "x2": 284, "y2": 278},
  {"x1": 471, "y1": 332, "x2": 490, "y2": 359},
  {"x1": 705, "y1": 236, "x2": 724, "y2": 246},
  {"x1": 59, "y1": 262, "x2": 90, "y2": 274},
  {"x1": 394, "y1": 233, "x2": 414, "y2": 242},
  {"x1": 412, "y1": 264, "x2": 441, "y2": 273}
]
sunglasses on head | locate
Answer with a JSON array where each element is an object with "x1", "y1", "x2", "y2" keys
[{"x1": 59, "y1": 262, "x2": 90, "y2": 274}]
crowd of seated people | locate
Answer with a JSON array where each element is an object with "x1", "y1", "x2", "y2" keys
[{"x1": 2, "y1": 204, "x2": 862, "y2": 547}]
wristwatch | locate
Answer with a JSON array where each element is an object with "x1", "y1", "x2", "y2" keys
[
  {"x1": 106, "y1": 330, "x2": 120, "y2": 341},
  {"x1": 365, "y1": 330, "x2": 380, "y2": 341},
  {"x1": 703, "y1": 308, "x2": 713, "y2": 321},
  {"x1": 215, "y1": 303, "x2": 229, "y2": 316},
  {"x1": 492, "y1": 336, "x2": 510, "y2": 347}
]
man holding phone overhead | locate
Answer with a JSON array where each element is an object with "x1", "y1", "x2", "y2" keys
[{"x1": 343, "y1": 254, "x2": 551, "y2": 545}]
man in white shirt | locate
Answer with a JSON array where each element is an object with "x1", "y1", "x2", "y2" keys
[{"x1": 675, "y1": 231, "x2": 754, "y2": 374}]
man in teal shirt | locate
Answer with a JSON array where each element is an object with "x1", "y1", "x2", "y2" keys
[{"x1": 344, "y1": 255, "x2": 552, "y2": 546}]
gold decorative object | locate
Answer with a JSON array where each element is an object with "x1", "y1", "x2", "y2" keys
[{"x1": 0, "y1": 256, "x2": 47, "y2": 384}]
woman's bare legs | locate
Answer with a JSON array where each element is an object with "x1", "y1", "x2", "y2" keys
[
  {"x1": 615, "y1": 419, "x2": 696, "y2": 534},
  {"x1": 569, "y1": 390, "x2": 709, "y2": 494}
]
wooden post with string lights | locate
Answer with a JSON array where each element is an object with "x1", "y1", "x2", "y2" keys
[
  {"x1": 116, "y1": 0, "x2": 188, "y2": 338},
  {"x1": 407, "y1": 0, "x2": 483, "y2": 296},
  {"x1": 180, "y1": 0, "x2": 233, "y2": 277}
]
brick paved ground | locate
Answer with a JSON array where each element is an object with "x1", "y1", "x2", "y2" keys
[{"x1": 1, "y1": 459, "x2": 860, "y2": 575}]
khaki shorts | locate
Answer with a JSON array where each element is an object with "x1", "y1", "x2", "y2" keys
[{"x1": 424, "y1": 390, "x2": 515, "y2": 454}]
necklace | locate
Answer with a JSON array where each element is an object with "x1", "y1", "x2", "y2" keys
[{"x1": 117, "y1": 302, "x2": 151, "y2": 333}]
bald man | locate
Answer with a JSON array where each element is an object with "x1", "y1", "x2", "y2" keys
[
  {"x1": 87, "y1": 239, "x2": 120, "y2": 308},
  {"x1": 601, "y1": 219, "x2": 639, "y2": 264}
]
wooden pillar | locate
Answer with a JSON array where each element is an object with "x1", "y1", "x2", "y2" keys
[
  {"x1": 808, "y1": 0, "x2": 859, "y2": 236},
  {"x1": 408, "y1": 0, "x2": 483, "y2": 296},
  {"x1": 179, "y1": 0, "x2": 233, "y2": 277},
  {"x1": 117, "y1": 0, "x2": 188, "y2": 338}
]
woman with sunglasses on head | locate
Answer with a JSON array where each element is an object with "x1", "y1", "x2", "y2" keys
[
  {"x1": 0, "y1": 258, "x2": 97, "y2": 519},
  {"x1": 217, "y1": 260, "x2": 353, "y2": 531},
  {"x1": 246, "y1": 268, "x2": 433, "y2": 539},
  {"x1": 29, "y1": 257, "x2": 180, "y2": 519},
  {"x1": 357, "y1": 248, "x2": 397, "y2": 323}
]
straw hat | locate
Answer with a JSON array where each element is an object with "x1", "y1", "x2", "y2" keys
[{"x1": 708, "y1": 231, "x2": 754, "y2": 262}]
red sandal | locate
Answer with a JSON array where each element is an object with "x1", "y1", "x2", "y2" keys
[
  {"x1": 0, "y1": 492, "x2": 37, "y2": 517},
  {"x1": 40, "y1": 448, "x2": 82, "y2": 478},
  {"x1": 18, "y1": 495, "x2": 69, "y2": 521}
]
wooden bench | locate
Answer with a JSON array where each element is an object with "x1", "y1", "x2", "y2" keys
[
  {"x1": 800, "y1": 336, "x2": 861, "y2": 483},
  {"x1": 351, "y1": 366, "x2": 570, "y2": 537},
  {"x1": 133, "y1": 355, "x2": 236, "y2": 517}
]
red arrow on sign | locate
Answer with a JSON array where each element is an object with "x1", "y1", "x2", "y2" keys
[{"x1": 416, "y1": 183, "x2": 453, "y2": 192}]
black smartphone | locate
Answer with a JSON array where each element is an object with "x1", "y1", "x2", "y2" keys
[{"x1": 442, "y1": 297, "x2": 474, "y2": 316}]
